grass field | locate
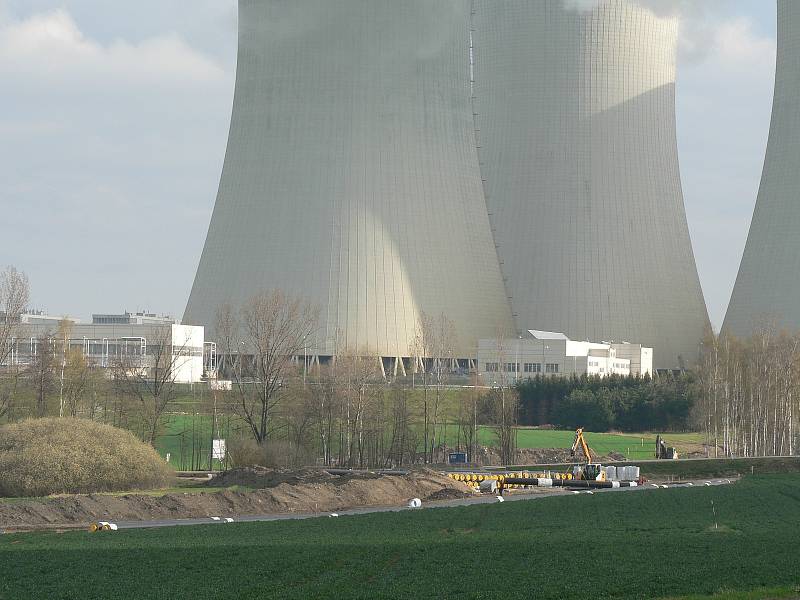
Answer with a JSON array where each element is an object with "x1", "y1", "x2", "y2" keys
[
  {"x1": 2, "y1": 474, "x2": 799, "y2": 599},
  {"x1": 155, "y1": 414, "x2": 704, "y2": 469},
  {"x1": 477, "y1": 428, "x2": 704, "y2": 459}
]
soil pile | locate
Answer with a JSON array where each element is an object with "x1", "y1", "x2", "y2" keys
[
  {"x1": 207, "y1": 467, "x2": 340, "y2": 489},
  {"x1": 0, "y1": 469, "x2": 471, "y2": 530},
  {"x1": 475, "y1": 446, "x2": 624, "y2": 465}
]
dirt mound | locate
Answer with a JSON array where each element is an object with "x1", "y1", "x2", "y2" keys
[
  {"x1": 473, "y1": 446, "x2": 623, "y2": 466},
  {"x1": 207, "y1": 467, "x2": 338, "y2": 489},
  {"x1": 424, "y1": 488, "x2": 469, "y2": 502},
  {"x1": 0, "y1": 469, "x2": 472, "y2": 530}
]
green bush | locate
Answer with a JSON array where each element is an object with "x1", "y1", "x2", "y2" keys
[{"x1": 0, "y1": 418, "x2": 173, "y2": 497}]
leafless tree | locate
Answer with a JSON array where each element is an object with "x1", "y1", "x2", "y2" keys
[
  {"x1": 216, "y1": 290, "x2": 318, "y2": 445},
  {"x1": 29, "y1": 334, "x2": 56, "y2": 417},
  {"x1": 0, "y1": 266, "x2": 29, "y2": 366},
  {"x1": 0, "y1": 267, "x2": 29, "y2": 419},
  {"x1": 697, "y1": 323, "x2": 800, "y2": 458},
  {"x1": 283, "y1": 381, "x2": 318, "y2": 466},
  {"x1": 486, "y1": 385, "x2": 518, "y2": 465},
  {"x1": 61, "y1": 346, "x2": 94, "y2": 417},
  {"x1": 111, "y1": 327, "x2": 191, "y2": 445},
  {"x1": 411, "y1": 311, "x2": 457, "y2": 463},
  {"x1": 311, "y1": 364, "x2": 339, "y2": 465},
  {"x1": 487, "y1": 335, "x2": 517, "y2": 465},
  {"x1": 336, "y1": 350, "x2": 383, "y2": 467},
  {"x1": 385, "y1": 385, "x2": 416, "y2": 467}
]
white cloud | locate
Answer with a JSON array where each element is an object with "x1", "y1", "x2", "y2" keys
[
  {"x1": 0, "y1": 9, "x2": 225, "y2": 85},
  {"x1": 0, "y1": 6, "x2": 234, "y2": 319},
  {"x1": 710, "y1": 17, "x2": 776, "y2": 71}
]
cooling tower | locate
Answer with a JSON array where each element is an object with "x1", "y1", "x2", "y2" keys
[
  {"x1": 724, "y1": 1, "x2": 800, "y2": 338},
  {"x1": 471, "y1": 0, "x2": 708, "y2": 369},
  {"x1": 184, "y1": 0, "x2": 514, "y2": 358}
]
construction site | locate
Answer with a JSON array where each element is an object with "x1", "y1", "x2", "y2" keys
[{"x1": 0, "y1": 428, "x2": 744, "y2": 532}]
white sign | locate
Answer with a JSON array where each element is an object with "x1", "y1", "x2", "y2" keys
[{"x1": 212, "y1": 439, "x2": 226, "y2": 461}]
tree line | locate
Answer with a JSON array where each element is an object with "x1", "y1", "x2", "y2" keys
[
  {"x1": 695, "y1": 326, "x2": 799, "y2": 457},
  {"x1": 6, "y1": 260, "x2": 797, "y2": 464},
  {"x1": 0, "y1": 269, "x2": 519, "y2": 467},
  {"x1": 516, "y1": 373, "x2": 697, "y2": 433}
]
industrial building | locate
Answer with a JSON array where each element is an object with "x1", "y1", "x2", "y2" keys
[
  {"x1": 3, "y1": 312, "x2": 211, "y2": 384},
  {"x1": 477, "y1": 330, "x2": 654, "y2": 386},
  {"x1": 725, "y1": 1, "x2": 800, "y2": 337},
  {"x1": 185, "y1": 0, "x2": 707, "y2": 369}
]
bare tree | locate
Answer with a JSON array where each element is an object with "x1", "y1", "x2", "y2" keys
[
  {"x1": 696, "y1": 323, "x2": 800, "y2": 458},
  {"x1": 486, "y1": 385, "x2": 518, "y2": 465},
  {"x1": 311, "y1": 364, "x2": 339, "y2": 465},
  {"x1": 0, "y1": 266, "x2": 29, "y2": 366},
  {"x1": 488, "y1": 335, "x2": 517, "y2": 465},
  {"x1": 0, "y1": 267, "x2": 29, "y2": 419},
  {"x1": 217, "y1": 291, "x2": 318, "y2": 445},
  {"x1": 29, "y1": 334, "x2": 56, "y2": 417},
  {"x1": 336, "y1": 350, "x2": 382, "y2": 468},
  {"x1": 111, "y1": 327, "x2": 191, "y2": 445},
  {"x1": 61, "y1": 345, "x2": 94, "y2": 417},
  {"x1": 385, "y1": 385, "x2": 416, "y2": 467},
  {"x1": 54, "y1": 319, "x2": 93, "y2": 418},
  {"x1": 284, "y1": 381, "x2": 317, "y2": 466},
  {"x1": 411, "y1": 311, "x2": 457, "y2": 463}
]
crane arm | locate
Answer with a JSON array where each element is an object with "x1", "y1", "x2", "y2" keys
[{"x1": 570, "y1": 428, "x2": 593, "y2": 462}]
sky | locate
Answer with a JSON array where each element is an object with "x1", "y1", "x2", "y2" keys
[{"x1": 0, "y1": 0, "x2": 779, "y2": 330}]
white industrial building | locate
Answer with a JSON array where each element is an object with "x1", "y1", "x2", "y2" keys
[
  {"x1": 3, "y1": 312, "x2": 212, "y2": 384},
  {"x1": 478, "y1": 330, "x2": 653, "y2": 385}
]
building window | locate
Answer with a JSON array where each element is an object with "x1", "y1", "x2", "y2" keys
[
  {"x1": 486, "y1": 362, "x2": 499, "y2": 372},
  {"x1": 546, "y1": 363, "x2": 559, "y2": 373},
  {"x1": 524, "y1": 363, "x2": 541, "y2": 373},
  {"x1": 504, "y1": 362, "x2": 518, "y2": 373}
]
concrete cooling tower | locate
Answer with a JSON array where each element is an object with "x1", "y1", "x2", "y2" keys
[
  {"x1": 186, "y1": 0, "x2": 708, "y2": 369},
  {"x1": 183, "y1": 0, "x2": 514, "y2": 359},
  {"x1": 471, "y1": 0, "x2": 708, "y2": 369},
  {"x1": 724, "y1": 0, "x2": 800, "y2": 338}
]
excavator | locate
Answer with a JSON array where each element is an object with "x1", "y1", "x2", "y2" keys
[
  {"x1": 570, "y1": 428, "x2": 606, "y2": 481},
  {"x1": 655, "y1": 435, "x2": 679, "y2": 460}
]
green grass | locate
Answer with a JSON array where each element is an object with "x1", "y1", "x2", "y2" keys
[
  {"x1": 632, "y1": 456, "x2": 800, "y2": 479},
  {"x1": 2, "y1": 474, "x2": 799, "y2": 599},
  {"x1": 481, "y1": 428, "x2": 704, "y2": 459},
  {"x1": 154, "y1": 414, "x2": 244, "y2": 471}
]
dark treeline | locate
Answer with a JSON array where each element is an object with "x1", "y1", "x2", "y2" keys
[{"x1": 517, "y1": 373, "x2": 698, "y2": 432}]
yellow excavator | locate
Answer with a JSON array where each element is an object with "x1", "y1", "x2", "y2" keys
[{"x1": 570, "y1": 428, "x2": 606, "y2": 481}]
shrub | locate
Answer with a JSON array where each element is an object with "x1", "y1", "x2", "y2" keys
[
  {"x1": 227, "y1": 437, "x2": 314, "y2": 469},
  {"x1": 0, "y1": 418, "x2": 173, "y2": 497}
]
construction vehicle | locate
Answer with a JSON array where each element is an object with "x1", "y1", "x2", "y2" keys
[
  {"x1": 655, "y1": 435, "x2": 679, "y2": 460},
  {"x1": 570, "y1": 428, "x2": 606, "y2": 481}
]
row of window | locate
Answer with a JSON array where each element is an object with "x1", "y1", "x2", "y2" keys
[
  {"x1": 485, "y1": 362, "x2": 559, "y2": 374},
  {"x1": 589, "y1": 362, "x2": 629, "y2": 371}
]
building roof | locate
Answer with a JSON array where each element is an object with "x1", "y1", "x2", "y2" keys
[{"x1": 528, "y1": 330, "x2": 570, "y2": 341}]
